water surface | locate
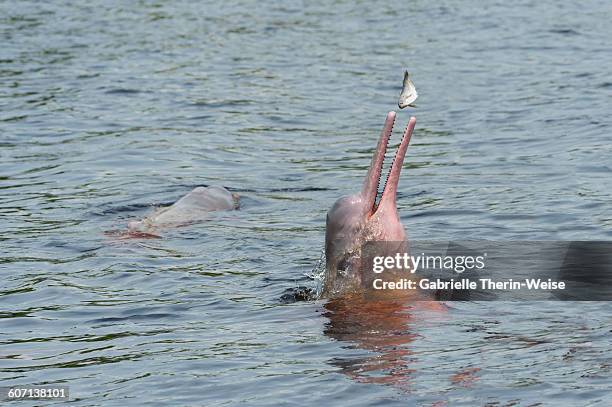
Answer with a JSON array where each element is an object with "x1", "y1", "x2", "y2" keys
[{"x1": 1, "y1": 0, "x2": 611, "y2": 405}]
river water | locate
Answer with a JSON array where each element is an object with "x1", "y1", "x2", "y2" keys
[{"x1": 1, "y1": 0, "x2": 611, "y2": 405}]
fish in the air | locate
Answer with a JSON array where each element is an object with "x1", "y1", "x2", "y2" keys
[{"x1": 398, "y1": 70, "x2": 418, "y2": 109}]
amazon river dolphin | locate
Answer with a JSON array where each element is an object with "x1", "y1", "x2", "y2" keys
[
  {"x1": 322, "y1": 112, "x2": 416, "y2": 297},
  {"x1": 126, "y1": 185, "x2": 238, "y2": 237}
]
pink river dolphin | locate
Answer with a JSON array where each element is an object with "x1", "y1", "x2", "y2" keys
[
  {"x1": 120, "y1": 185, "x2": 238, "y2": 238},
  {"x1": 322, "y1": 112, "x2": 417, "y2": 297}
]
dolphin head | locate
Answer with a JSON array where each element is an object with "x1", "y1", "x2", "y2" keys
[{"x1": 322, "y1": 112, "x2": 416, "y2": 297}]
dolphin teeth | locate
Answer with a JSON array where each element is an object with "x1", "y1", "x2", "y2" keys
[
  {"x1": 375, "y1": 122, "x2": 393, "y2": 207},
  {"x1": 381, "y1": 140, "x2": 399, "y2": 199},
  {"x1": 381, "y1": 120, "x2": 411, "y2": 199}
]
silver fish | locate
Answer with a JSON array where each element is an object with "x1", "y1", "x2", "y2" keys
[{"x1": 398, "y1": 70, "x2": 418, "y2": 109}]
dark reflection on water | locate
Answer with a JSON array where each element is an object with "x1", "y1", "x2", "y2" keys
[
  {"x1": 1, "y1": 0, "x2": 612, "y2": 405},
  {"x1": 324, "y1": 295, "x2": 423, "y2": 390}
]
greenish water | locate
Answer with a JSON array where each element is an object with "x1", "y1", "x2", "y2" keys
[{"x1": 1, "y1": 0, "x2": 611, "y2": 405}]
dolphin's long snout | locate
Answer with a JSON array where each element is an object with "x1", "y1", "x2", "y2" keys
[
  {"x1": 378, "y1": 116, "x2": 416, "y2": 211},
  {"x1": 361, "y1": 112, "x2": 416, "y2": 216},
  {"x1": 361, "y1": 111, "x2": 395, "y2": 216}
]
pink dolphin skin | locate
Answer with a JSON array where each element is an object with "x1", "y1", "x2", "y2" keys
[
  {"x1": 125, "y1": 186, "x2": 238, "y2": 237},
  {"x1": 322, "y1": 112, "x2": 417, "y2": 297}
]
